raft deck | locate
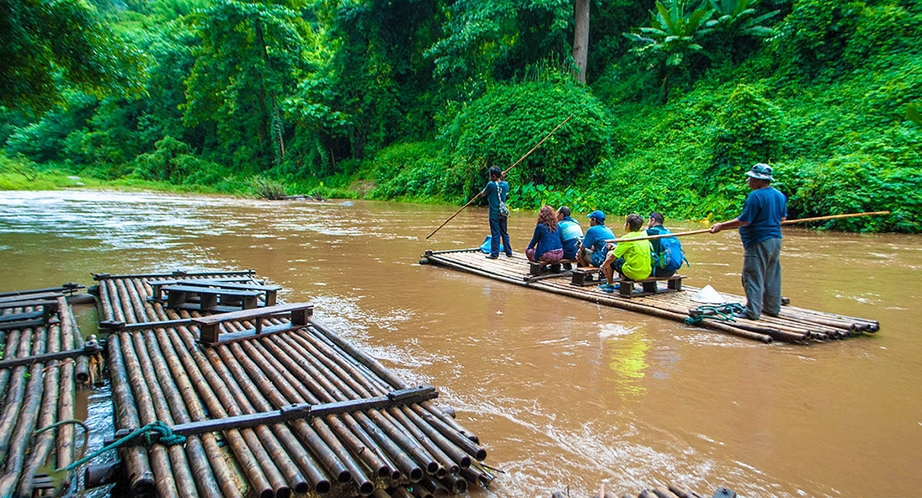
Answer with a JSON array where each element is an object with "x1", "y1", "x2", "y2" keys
[
  {"x1": 92, "y1": 270, "x2": 492, "y2": 498},
  {"x1": 0, "y1": 285, "x2": 95, "y2": 496},
  {"x1": 422, "y1": 249, "x2": 879, "y2": 345}
]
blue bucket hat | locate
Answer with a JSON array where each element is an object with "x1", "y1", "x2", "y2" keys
[
  {"x1": 587, "y1": 210, "x2": 606, "y2": 222},
  {"x1": 746, "y1": 163, "x2": 774, "y2": 181}
]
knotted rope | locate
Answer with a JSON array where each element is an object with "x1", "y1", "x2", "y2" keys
[{"x1": 684, "y1": 303, "x2": 746, "y2": 325}]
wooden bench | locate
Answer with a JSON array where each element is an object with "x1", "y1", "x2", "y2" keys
[
  {"x1": 192, "y1": 302, "x2": 314, "y2": 345},
  {"x1": 615, "y1": 275, "x2": 685, "y2": 297},
  {"x1": 528, "y1": 259, "x2": 575, "y2": 276},
  {"x1": 162, "y1": 285, "x2": 261, "y2": 311},
  {"x1": 148, "y1": 277, "x2": 262, "y2": 302},
  {"x1": 570, "y1": 267, "x2": 604, "y2": 286},
  {"x1": 0, "y1": 298, "x2": 59, "y2": 317}
]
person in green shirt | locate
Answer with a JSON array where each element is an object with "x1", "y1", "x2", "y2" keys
[{"x1": 600, "y1": 214, "x2": 653, "y2": 293}]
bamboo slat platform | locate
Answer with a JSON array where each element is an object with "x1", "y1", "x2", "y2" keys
[
  {"x1": 92, "y1": 270, "x2": 493, "y2": 498},
  {"x1": 422, "y1": 249, "x2": 879, "y2": 345},
  {"x1": 0, "y1": 286, "x2": 95, "y2": 497},
  {"x1": 552, "y1": 483, "x2": 738, "y2": 498}
]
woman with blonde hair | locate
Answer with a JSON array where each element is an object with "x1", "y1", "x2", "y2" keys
[{"x1": 525, "y1": 205, "x2": 564, "y2": 263}]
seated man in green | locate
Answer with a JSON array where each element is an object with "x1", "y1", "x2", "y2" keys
[{"x1": 600, "y1": 214, "x2": 653, "y2": 293}]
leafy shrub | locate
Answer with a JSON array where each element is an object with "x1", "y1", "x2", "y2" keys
[
  {"x1": 247, "y1": 175, "x2": 288, "y2": 200},
  {"x1": 443, "y1": 77, "x2": 615, "y2": 201},
  {"x1": 706, "y1": 83, "x2": 783, "y2": 193},
  {"x1": 366, "y1": 141, "x2": 449, "y2": 201}
]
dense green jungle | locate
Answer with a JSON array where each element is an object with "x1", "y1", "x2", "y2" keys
[{"x1": 1, "y1": 0, "x2": 920, "y2": 232}]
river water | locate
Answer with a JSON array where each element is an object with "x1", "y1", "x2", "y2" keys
[{"x1": 1, "y1": 190, "x2": 920, "y2": 497}]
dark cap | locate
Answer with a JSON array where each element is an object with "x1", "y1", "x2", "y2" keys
[
  {"x1": 488, "y1": 166, "x2": 502, "y2": 177},
  {"x1": 649, "y1": 212, "x2": 664, "y2": 224}
]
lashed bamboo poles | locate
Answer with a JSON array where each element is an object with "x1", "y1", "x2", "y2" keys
[
  {"x1": 15, "y1": 298, "x2": 64, "y2": 497},
  {"x1": 96, "y1": 273, "x2": 496, "y2": 497},
  {"x1": 303, "y1": 320, "x2": 493, "y2": 486},
  {"x1": 145, "y1": 277, "x2": 333, "y2": 496},
  {"x1": 0, "y1": 320, "x2": 41, "y2": 468},
  {"x1": 143, "y1": 274, "x2": 316, "y2": 496},
  {"x1": 0, "y1": 313, "x2": 50, "y2": 495}
]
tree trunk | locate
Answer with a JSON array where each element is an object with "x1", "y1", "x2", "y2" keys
[{"x1": 572, "y1": 0, "x2": 590, "y2": 84}]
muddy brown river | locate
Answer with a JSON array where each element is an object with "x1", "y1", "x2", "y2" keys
[{"x1": 1, "y1": 190, "x2": 920, "y2": 497}]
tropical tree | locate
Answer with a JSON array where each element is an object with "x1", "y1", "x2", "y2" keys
[
  {"x1": 703, "y1": 0, "x2": 779, "y2": 62},
  {"x1": 623, "y1": 0, "x2": 715, "y2": 103},
  {"x1": 183, "y1": 0, "x2": 308, "y2": 172},
  {"x1": 0, "y1": 0, "x2": 143, "y2": 112}
]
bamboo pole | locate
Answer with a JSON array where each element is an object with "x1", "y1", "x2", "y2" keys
[
  {"x1": 426, "y1": 115, "x2": 573, "y2": 239},
  {"x1": 16, "y1": 310, "x2": 62, "y2": 497},
  {"x1": 57, "y1": 297, "x2": 77, "y2": 473},
  {"x1": 0, "y1": 324, "x2": 40, "y2": 468},
  {"x1": 607, "y1": 211, "x2": 891, "y2": 243}
]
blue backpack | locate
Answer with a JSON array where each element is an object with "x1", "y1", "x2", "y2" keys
[{"x1": 651, "y1": 228, "x2": 688, "y2": 272}]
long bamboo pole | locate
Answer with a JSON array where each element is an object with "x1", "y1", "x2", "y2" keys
[
  {"x1": 426, "y1": 115, "x2": 574, "y2": 239},
  {"x1": 606, "y1": 211, "x2": 891, "y2": 243}
]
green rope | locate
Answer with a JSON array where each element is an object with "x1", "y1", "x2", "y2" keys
[
  {"x1": 685, "y1": 303, "x2": 746, "y2": 325},
  {"x1": 63, "y1": 420, "x2": 186, "y2": 472}
]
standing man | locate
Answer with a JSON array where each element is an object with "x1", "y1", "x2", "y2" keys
[
  {"x1": 556, "y1": 206, "x2": 583, "y2": 261},
  {"x1": 710, "y1": 163, "x2": 787, "y2": 320},
  {"x1": 482, "y1": 166, "x2": 512, "y2": 259},
  {"x1": 576, "y1": 210, "x2": 614, "y2": 268}
]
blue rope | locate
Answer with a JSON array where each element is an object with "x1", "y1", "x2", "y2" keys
[
  {"x1": 685, "y1": 303, "x2": 746, "y2": 325},
  {"x1": 64, "y1": 420, "x2": 186, "y2": 472}
]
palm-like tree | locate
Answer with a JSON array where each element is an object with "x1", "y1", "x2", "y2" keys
[{"x1": 624, "y1": 0, "x2": 715, "y2": 103}]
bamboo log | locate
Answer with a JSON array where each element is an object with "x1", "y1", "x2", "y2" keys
[
  {"x1": 0, "y1": 324, "x2": 41, "y2": 467},
  {"x1": 15, "y1": 313, "x2": 61, "y2": 497},
  {"x1": 57, "y1": 298, "x2": 77, "y2": 472},
  {"x1": 0, "y1": 328, "x2": 22, "y2": 404},
  {"x1": 105, "y1": 334, "x2": 156, "y2": 495}
]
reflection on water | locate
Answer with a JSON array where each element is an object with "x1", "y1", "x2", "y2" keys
[{"x1": 1, "y1": 190, "x2": 921, "y2": 497}]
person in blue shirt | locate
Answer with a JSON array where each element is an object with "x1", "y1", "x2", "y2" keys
[
  {"x1": 576, "y1": 210, "x2": 614, "y2": 268},
  {"x1": 556, "y1": 206, "x2": 583, "y2": 260},
  {"x1": 526, "y1": 206, "x2": 564, "y2": 263},
  {"x1": 481, "y1": 166, "x2": 512, "y2": 259},
  {"x1": 710, "y1": 163, "x2": 788, "y2": 320}
]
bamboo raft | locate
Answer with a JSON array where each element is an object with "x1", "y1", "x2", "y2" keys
[
  {"x1": 0, "y1": 284, "x2": 99, "y2": 496},
  {"x1": 552, "y1": 483, "x2": 738, "y2": 498},
  {"x1": 421, "y1": 249, "x2": 879, "y2": 345},
  {"x1": 89, "y1": 270, "x2": 492, "y2": 498}
]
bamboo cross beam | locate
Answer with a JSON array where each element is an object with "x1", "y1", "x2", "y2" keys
[
  {"x1": 605, "y1": 211, "x2": 891, "y2": 243},
  {"x1": 425, "y1": 115, "x2": 574, "y2": 240}
]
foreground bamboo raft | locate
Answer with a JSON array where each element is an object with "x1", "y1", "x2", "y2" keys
[
  {"x1": 421, "y1": 249, "x2": 879, "y2": 345},
  {"x1": 91, "y1": 270, "x2": 492, "y2": 498},
  {"x1": 0, "y1": 284, "x2": 99, "y2": 496}
]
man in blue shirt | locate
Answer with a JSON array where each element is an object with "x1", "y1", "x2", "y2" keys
[
  {"x1": 576, "y1": 210, "x2": 614, "y2": 268},
  {"x1": 481, "y1": 166, "x2": 512, "y2": 259},
  {"x1": 556, "y1": 206, "x2": 583, "y2": 260},
  {"x1": 710, "y1": 163, "x2": 788, "y2": 320}
]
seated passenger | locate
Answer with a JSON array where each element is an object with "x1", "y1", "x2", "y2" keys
[
  {"x1": 600, "y1": 214, "x2": 653, "y2": 293},
  {"x1": 576, "y1": 210, "x2": 614, "y2": 268},
  {"x1": 647, "y1": 212, "x2": 686, "y2": 277},
  {"x1": 556, "y1": 206, "x2": 583, "y2": 261},
  {"x1": 526, "y1": 206, "x2": 564, "y2": 263}
]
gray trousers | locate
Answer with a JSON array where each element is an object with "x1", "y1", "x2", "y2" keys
[{"x1": 741, "y1": 237, "x2": 782, "y2": 319}]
